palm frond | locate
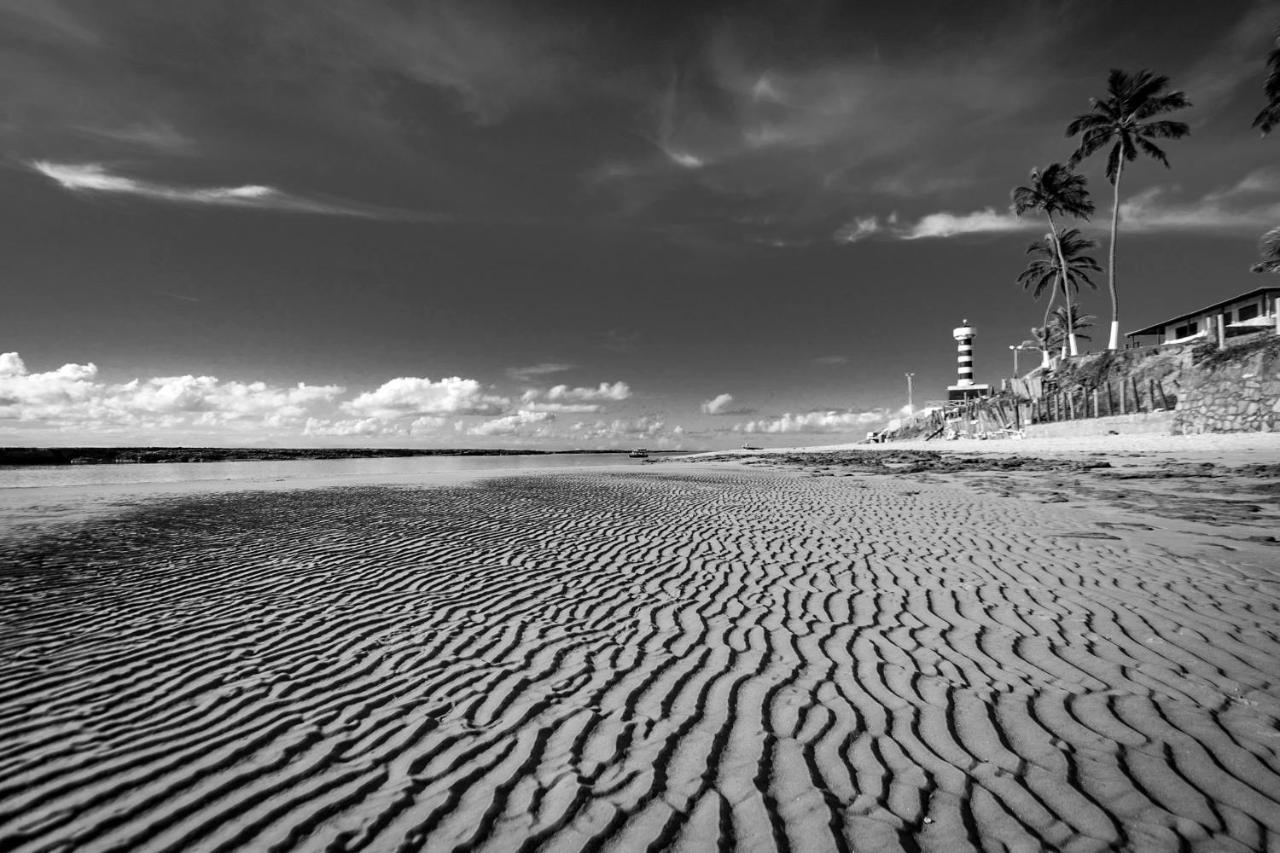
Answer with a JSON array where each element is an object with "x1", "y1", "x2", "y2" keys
[
  {"x1": 1254, "y1": 226, "x2": 1280, "y2": 272},
  {"x1": 1139, "y1": 119, "x2": 1191, "y2": 140},
  {"x1": 1134, "y1": 136, "x2": 1170, "y2": 168},
  {"x1": 1254, "y1": 36, "x2": 1280, "y2": 134}
]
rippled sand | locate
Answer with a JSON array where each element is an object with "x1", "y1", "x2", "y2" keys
[{"x1": 2, "y1": 465, "x2": 1279, "y2": 852}]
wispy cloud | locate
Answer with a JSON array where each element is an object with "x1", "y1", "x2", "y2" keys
[
  {"x1": 506, "y1": 362, "x2": 574, "y2": 381},
  {"x1": 31, "y1": 161, "x2": 433, "y2": 220},
  {"x1": 1119, "y1": 170, "x2": 1280, "y2": 233},
  {"x1": 76, "y1": 121, "x2": 195, "y2": 154}
]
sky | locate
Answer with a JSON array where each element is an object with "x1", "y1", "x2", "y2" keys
[{"x1": 1, "y1": 0, "x2": 1278, "y2": 449}]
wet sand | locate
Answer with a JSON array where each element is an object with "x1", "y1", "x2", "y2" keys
[{"x1": 1, "y1": 453, "x2": 1279, "y2": 851}]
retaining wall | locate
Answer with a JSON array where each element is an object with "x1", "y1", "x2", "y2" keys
[{"x1": 1172, "y1": 339, "x2": 1280, "y2": 434}]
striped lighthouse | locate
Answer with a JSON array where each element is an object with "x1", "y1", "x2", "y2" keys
[
  {"x1": 947, "y1": 319, "x2": 990, "y2": 402},
  {"x1": 953, "y1": 320, "x2": 975, "y2": 386}
]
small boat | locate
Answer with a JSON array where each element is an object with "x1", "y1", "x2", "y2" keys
[
  {"x1": 628, "y1": 448, "x2": 649, "y2": 458},
  {"x1": 741, "y1": 443, "x2": 762, "y2": 451}
]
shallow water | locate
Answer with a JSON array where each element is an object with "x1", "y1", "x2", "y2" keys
[{"x1": 0, "y1": 452, "x2": 645, "y2": 490}]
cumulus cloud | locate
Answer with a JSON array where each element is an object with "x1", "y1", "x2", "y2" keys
[
  {"x1": 701, "y1": 393, "x2": 753, "y2": 415},
  {"x1": 518, "y1": 380, "x2": 631, "y2": 414},
  {"x1": 738, "y1": 409, "x2": 891, "y2": 434},
  {"x1": 545, "y1": 381, "x2": 631, "y2": 402},
  {"x1": 0, "y1": 352, "x2": 342, "y2": 430},
  {"x1": 466, "y1": 410, "x2": 554, "y2": 436},
  {"x1": 31, "y1": 161, "x2": 431, "y2": 220},
  {"x1": 344, "y1": 376, "x2": 508, "y2": 420}
]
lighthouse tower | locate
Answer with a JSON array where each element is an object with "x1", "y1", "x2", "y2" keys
[{"x1": 947, "y1": 320, "x2": 991, "y2": 402}]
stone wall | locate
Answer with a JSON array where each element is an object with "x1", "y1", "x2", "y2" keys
[
  {"x1": 1024, "y1": 411, "x2": 1174, "y2": 438},
  {"x1": 1172, "y1": 337, "x2": 1280, "y2": 434}
]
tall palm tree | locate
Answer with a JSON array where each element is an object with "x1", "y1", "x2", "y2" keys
[
  {"x1": 1254, "y1": 29, "x2": 1280, "y2": 135},
  {"x1": 1252, "y1": 227, "x2": 1280, "y2": 274},
  {"x1": 1012, "y1": 163, "x2": 1094, "y2": 356},
  {"x1": 1017, "y1": 228, "x2": 1101, "y2": 359},
  {"x1": 1046, "y1": 305, "x2": 1096, "y2": 355},
  {"x1": 1067, "y1": 69, "x2": 1191, "y2": 351}
]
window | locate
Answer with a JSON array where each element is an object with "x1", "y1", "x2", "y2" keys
[
  {"x1": 1238, "y1": 303, "x2": 1259, "y2": 322},
  {"x1": 1172, "y1": 321, "x2": 1197, "y2": 339}
]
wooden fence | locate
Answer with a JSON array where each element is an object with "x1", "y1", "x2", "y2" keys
[{"x1": 1028, "y1": 376, "x2": 1175, "y2": 424}]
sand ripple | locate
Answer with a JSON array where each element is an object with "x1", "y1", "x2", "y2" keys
[{"x1": 2, "y1": 470, "x2": 1279, "y2": 852}]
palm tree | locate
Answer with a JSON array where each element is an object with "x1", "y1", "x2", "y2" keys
[
  {"x1": 1012, "y1": 164, "x2": 1094, "y2": 355},
  {"x1": 1067, "y1": 69, "x2": 1191, "y2": 351},
  {"x1": 1017, "y1": 228, "x2": 1101, "y2": 359},
  {"x1": 1046, "y1": 305, "x2": 1096, "y2": 355},
  {"x1": 1254, "y1": 29, "x2": 1280, "y2": 135},
  {"x1": 1252, "y1": 226, "x2": 1280, "y2": 274}
]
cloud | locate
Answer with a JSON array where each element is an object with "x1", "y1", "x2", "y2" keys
[
  {"x1": 899, "y1": 208, "x2": 1031, "y2": 240},
  {"x1": 30, "y1": 161, "x2": 431, "y2": 220},
  {"x1": 839, "y1": 166, "x2": 1280, "y2": 241},
  {"x1": 833, "y1": 216, "x2": 882, "y2": 243},
  {"x1": 506, "y1": 362, "x2": 574, "y2": 381},
  {"x1": 572, "y1": 415, "x2": 666, "y2": 440},
  {"x1": 76, "y1": 121, "x2": 194, "y2": 154},
  {"x1": 0, "y1": 352, "x2": 342, "y2": 430},
  {"x1": 344, "y1": 376, "x2": 508, "y2": 420},
  {"x1": 701, "y1": 393, "x2": 753, "y2": 415},
  {"x1": 521, "y1": 401, "x2": 604, "y2": 414},
  {"x1": 738, "y1": 408, "x2": 891, "y2": 434},
  {"x1": 812, "y1": 355, "x2": 848, "y2": 366},
  {"x1": 547, "y1": 381, "x2": 631, "y2": 402},
  {"x1": 466, "y1": 410, "x2": 554, "y2": 437},
  {"x1": 1118, "y1": 172, "x2": 1280, "y2": 233},
  {"x1": 516, "y1": 381, "x2": 632, "y2": 413}
]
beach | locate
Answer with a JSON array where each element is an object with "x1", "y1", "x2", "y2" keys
[{"x1": 2, "y1": 440, "x2": 1279, "y2": 852}]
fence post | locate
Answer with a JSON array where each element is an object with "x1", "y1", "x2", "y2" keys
[
  {"x1": 1132, "y1": 377, "x2": 1143, "y2": 413},
  {"x1": 1067, "y1": 390, "x2": 1075, "y2": 420},
  {"x1": 1092, "y1": 389, "x2": 1099, "y2": 419},
  {"x1": 1119, "y1": 380, "x2": 1126, "y2": 415}
]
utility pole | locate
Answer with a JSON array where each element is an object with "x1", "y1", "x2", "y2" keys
[{"x1": 905, "y1": 373, "x2": 915, "y2": 417}]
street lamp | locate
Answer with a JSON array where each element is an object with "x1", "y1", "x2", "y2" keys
[
  {"x1": 905, "y1": 373, "x2": 915, "y2": 417},
  {"x1": 1008, "y1": 342, "x2": 1039, "y2": 377}
]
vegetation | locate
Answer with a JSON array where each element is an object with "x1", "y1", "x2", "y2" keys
[
  {"x1": 1045, "y1": 304, "x2": 1096, "y2": 354},
  {"x1": 1255, "y1": 29, "x2": 1280, "y2": 136},
  {"x1": 1067, "y1": 69, "x2": 1191, "y2": 351},
  {"x1": 1011, "y1": 164, "x2": 1094, "y2": 356},
  {"x1": 1253, "y1": 227, "x2": 1280, "y2": 274},
  {"x1": 1017, "y1": 228, "x2": 1101, "y2": 357}
]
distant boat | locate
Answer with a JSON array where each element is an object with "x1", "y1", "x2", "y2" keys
[
  {"x1": 741, "y1": 443, "x2": 762, "y2": 451},
  {"x1": 628, "y1": 448, "x2": 649, "y2": 458}
]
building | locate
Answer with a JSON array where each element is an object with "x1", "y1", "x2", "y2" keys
[
  {"x1": 947, "y1": 320, "x2": 991, "y2": 402},
  {"x1": 1125, "y1": 286, "x2": 1280, "y2": 347}
]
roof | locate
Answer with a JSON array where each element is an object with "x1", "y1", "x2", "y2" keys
[{"x1": 1126, "y1": 286, "x2": 1280, "y2": 338}]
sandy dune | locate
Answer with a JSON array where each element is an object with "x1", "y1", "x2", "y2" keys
[{"x1": 2, "y1": 464, "x2": 1279, "y2": 852}]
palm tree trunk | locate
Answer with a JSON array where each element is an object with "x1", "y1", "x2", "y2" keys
[
  {"x1": 1046, "y1": 217, "x2": 1077, "y2": 356},
  {"x1": 1039, "y1": 278, "x2": 1057, "y2": 367},
  {"x1": 1107, "y1": 156, "x2": 1124, "y2": 351}
]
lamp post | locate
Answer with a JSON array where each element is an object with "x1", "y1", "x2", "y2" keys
[
  {"x1": 905, "y1": 373, "x2": 915, "y2": 417},
  {"x1": 1009, "y1": 341, "x2": 1040, "y2": 378}
]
